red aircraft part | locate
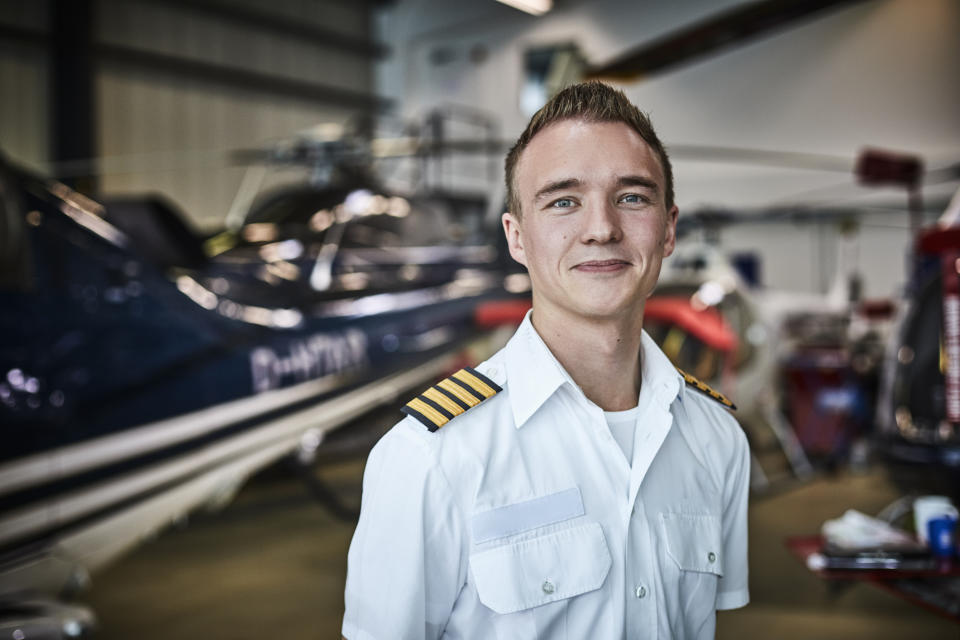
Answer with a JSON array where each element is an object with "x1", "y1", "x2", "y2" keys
[{"x1": 644, "y1": 297, "x2": 737, "y2": 353}]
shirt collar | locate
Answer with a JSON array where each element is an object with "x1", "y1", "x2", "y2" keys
[
  {"x1": 503, "y1": 311, "x2": 572, "y2": 429},
  {"x1": 503, "y1": 311, "x2": 685, "y2": 428},
  {"x1": 639, "y1": 329, "x2": 685, "y2": 408}
]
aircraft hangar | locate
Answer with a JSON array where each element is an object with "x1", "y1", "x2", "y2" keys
[{"x1": 1, "y1": 0, "x2": 960, "y2": 638}]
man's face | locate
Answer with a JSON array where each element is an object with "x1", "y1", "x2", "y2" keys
[{"x1": 503, "y1": 119, "x2": 678, "y2": 323}]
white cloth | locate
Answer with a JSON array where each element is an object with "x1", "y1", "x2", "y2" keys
[
  {"x1": 343, "y1": 312, "x2": 750, "y2": 640},
  {"x1": 604, "y1": 405, "x2": 640, "y2": 464}
]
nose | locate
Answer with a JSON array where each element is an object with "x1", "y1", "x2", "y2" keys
[{"x1": 580, "y1": 199, "x2": 622, "y2": 244}]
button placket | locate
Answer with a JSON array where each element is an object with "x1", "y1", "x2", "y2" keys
[{"x1": 588, "y1": 403, "x2": 631, "y2": 477}]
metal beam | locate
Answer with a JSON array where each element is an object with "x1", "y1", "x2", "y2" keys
[
  {"x1": 0, "y1": 23, "x2": 47, "y2": 47},
  {"x1": 96, "y1": 41, "x2": 393, "y2": 112},
  {"x1": 128, "y1": 0, "x2": 388, "y2": 59},
  {"x1": 588, "y1": 0, "x2": 872, "y2": 81},
  {"x1": 50, "y1": 0, "x2": 98, "y2": 192},
  {"x1": 0, "y1": 26, "x2": 392, "y2": 112}
]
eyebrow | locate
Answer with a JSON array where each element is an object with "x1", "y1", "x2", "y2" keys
[
  {"x1": 533, "y1": 175, "x2": 660, "y2": 202},
  {"x1": 616, "y1": 175, "x2": 660, "y2": 192},
  {"x1": 534, "y1": 178, "x2": 581, "y2": 202}
]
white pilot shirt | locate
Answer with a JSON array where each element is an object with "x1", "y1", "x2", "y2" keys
[{"x1": 343, "y1": 312, "x2": 750, "y2": 640}]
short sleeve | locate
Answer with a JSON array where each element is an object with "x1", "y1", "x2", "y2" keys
[
  {"x1": 716, "y1": 423, "x2": 750, "y2": 610},
  {"x1": 342, "y1": 420, "x2": 466, "y2": 640}
]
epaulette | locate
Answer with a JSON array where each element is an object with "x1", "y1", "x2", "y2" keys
[
  {"x1": 402, "y1": 367, "x2": 502, "y2": 432},
  {"x1": 677, "y1": 368, "x2": 737, "y2": 411}
]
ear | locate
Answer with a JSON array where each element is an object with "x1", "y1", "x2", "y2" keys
[
  {"x1": 501, "y1": 212, "x2": 528, "y2": 267},
  {"x1": 662, "y1": 205, "x2": 679, "y2": 258}
]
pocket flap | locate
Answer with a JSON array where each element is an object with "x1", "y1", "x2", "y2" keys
[
  {"x1": 660, "y1": 512, "x2": 724, "y2": 576},
  {"x1": 470, "y1": 522, "x2": 612, "y2": 614}
]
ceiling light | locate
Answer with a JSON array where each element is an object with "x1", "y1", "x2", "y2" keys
[{"x1": 496, "y1": 0, "x2": 552, "y2": 16}]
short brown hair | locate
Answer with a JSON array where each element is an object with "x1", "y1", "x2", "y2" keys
[{"x1": 504, "y1": 81, "x2": 674, "y2": 217}]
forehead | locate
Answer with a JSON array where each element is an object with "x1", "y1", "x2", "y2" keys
[{"x1": 516, "y1": 119, "x2": 664, "y2": 196}]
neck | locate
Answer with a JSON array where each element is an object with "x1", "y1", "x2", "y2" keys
[{"x1": 531, "y1": 304, "x2": 645, "y2": 411}]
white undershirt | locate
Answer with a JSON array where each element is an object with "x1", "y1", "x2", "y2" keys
[{"x1": 603, "y1": 404, "x2": 640, "y2": 464}]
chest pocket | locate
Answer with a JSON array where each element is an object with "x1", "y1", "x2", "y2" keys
[
  {"x1": 470, "y1": 522, "x2": 612, "y2": 614},
  {"x1": 660, "y1": 512, "x2": 724, "y2": 576}
]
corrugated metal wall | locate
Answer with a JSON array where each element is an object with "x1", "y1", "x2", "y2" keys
[
  {"x1": 0, "y1": 0, "x2": 382, "y2": 229},
  {"x1": 0, "y1": 3, "x2": 49, "y2": 167}
]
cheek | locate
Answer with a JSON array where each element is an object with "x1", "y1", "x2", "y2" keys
[
  {"x1": 648, "y1": 221, "x2": 668, "y2": 246},
  {"x1": 524, "y1": 222, "x2": 574, "y2": 270}
]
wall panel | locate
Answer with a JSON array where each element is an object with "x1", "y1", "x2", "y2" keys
[
  {"x1": 0, "y1": 0, "x2": 377, "y2": 228},
  {"x1": 0, "y1": 42, "x2": 48, "y2": 168},
  {"x1": 97, "y1": 67, "x2": 355, "y2": 228},
  {"x1": 97, "y1": 1, "x2": 371, "y2": 94},
  {"x1": 92, "y1": 0, "x2": 376, "y2": 228},
  {"x1": 0, "y1": 1, "x2": 49, "y2": 167}
]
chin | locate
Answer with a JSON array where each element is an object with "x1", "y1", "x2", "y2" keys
[{"x1": 573, "y1": 300, "x2": 636, "y2": 320}]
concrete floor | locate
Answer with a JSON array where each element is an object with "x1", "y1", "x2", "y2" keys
[{"x1": 82, "y1": 458, "x2": 958, "y2": 639}]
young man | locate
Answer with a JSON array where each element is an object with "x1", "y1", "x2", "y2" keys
[{"x1": 342, "y1": 82, "x2": 750, "y2": 640}]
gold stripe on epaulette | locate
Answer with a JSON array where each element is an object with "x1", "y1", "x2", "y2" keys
[
  {"x1": 402, "y1": 367, "x2": 502, "y2": 432},
  {"x1": 677, "y1": 368, "x2": 737, "y2": 410},
  {"x1": 452, "y1": 369, "x2": 498, "y2": 398},
  {"x1": 406, "y1": 397, "x2": 451, "y2": 429},
  {"x1": 423, "y1": 387, "x2": 464, "y2": 416},
  {"x1": 437, "y1": 378, "x2": 481, "y2": 407}
]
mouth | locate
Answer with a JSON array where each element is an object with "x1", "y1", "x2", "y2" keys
[{"x1": 572, "y1": 259, "x2": 631, "y2": 273}]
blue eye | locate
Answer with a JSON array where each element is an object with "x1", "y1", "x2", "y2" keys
[
  {"x1": 621, "y1": 194, "x2": 647, "y2": 204},
  {"x1": 552, "y1": 198, "x2": 574, "y2": 208}
]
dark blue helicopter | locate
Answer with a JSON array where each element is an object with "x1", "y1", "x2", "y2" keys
[{"x1": 0, "y1": 136, "x2": 523, "y2": 633}]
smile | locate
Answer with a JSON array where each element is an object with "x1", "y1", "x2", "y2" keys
[{"x1": 573, "y1": 259, "x2": 631, "y2": 273}]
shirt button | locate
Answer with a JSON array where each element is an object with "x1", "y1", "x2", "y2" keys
[
  {"x1": 708, "y1": 552, "x2": 717, "y2": 563},
  {"x1": 542, "y1": 580, "x2": 555, "y2": 594},
  {"x1": 635, "y1": 585, "x2": 647, "y2": 599}
]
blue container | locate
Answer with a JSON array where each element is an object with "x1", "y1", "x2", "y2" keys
[{"x1": 927, "y1": 516, "x2": 958, "y2": 558}]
